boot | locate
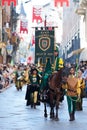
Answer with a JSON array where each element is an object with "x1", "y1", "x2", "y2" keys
[
  {"x1": 69, "y1": 113, "x2": 74, "y2": 121},
  {"x1": 34, "y1": 103, "x2": 36, "y2": 109},
  {"x1": 72, "y1": 112, "x2": 75, "y2": 120}
]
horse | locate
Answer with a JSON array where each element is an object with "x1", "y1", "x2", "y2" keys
[{"x1": 40, "y1": 68, "x2": 65, "y2": 121}]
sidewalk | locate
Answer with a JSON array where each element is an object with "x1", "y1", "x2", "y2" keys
[{"x1": 0, "y1": 84, "x2": 12, "y2": 93}]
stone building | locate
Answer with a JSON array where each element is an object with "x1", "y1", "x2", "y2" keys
[{"x1": 61, "y1": 0, "x2": 87, "y2": 64}]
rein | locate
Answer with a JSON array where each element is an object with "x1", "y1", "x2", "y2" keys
[{"x1": 68, "y1": 96, "x2": 81, "y2": 102}]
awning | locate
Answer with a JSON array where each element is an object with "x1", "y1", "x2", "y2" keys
[
  {"x1": 79, "y1": 48, "x2": 87, "y2": 62},
  {"x1": 72, "y1": 48, "x2": 84, "y2": 55}
]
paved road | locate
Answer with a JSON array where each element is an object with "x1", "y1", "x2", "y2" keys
[{"x1": 0, "y1": 85, "x2": 87, "y2": 130}]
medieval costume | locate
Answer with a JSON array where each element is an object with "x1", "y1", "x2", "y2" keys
[
  {"x1": 62, "y1": 67, "x2": 81, "y2": 121},
  {"x1": 25, "y1": 68, "x2": 40, "y2": 108},
  {"x1": 53, "y1": 47, "x2": 64, "y2": 71},
  {"x1": 76, "y1": 70, "x2": 85, "y2": 111},
  {"x1": 15, "y1": 66, "x2": 24, "y2": 91},
  {"x1": 23, "y1": 66, "x2": 30, "y2": 85}
]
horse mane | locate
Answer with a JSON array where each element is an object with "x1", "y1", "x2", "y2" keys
[{"x1": 49, "y1": 68, "x2": 63, "y2": 89}]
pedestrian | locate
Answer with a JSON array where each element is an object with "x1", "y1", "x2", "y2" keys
[{"x1": 62, "y1": 66, "x2": 81, "y2": 121}]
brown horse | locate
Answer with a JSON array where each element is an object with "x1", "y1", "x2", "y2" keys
[{"x1": 41, "y1": 68, "x2": 65, "y2": 121}]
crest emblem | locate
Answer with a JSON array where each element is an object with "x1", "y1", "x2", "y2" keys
[{"x1": 39, "y1": 37, "x2": 50, "y2": 51}]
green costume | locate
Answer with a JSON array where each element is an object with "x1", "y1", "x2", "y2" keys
[
  {"x1": 54, "y1": 46, "x2": 64, "y2": 71},
  {"x1": 40, "y1": 59, "x2": 52, "y2": 91}
]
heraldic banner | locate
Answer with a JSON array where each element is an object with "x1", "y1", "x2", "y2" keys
[{"x1": 35, "y1": 27, "x2": 54, "y2": 65}]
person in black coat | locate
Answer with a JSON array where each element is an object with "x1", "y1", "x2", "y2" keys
[{"x1": 25, "y1": 68, "x2": 40, "y2": 108}]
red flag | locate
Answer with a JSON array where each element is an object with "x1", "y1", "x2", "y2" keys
[
  {"x1": 54, "y1": 0, "x2": 69, "y2": 7},
  {"x1": 32, "y1": 6, "x2": 43, "y2": 23},
  {"x1": 20, "y1": 20, "x2": 28, "y2": 34},
  {"x1": 2, "y1": 0, "x2": 17, "y2": 6}
]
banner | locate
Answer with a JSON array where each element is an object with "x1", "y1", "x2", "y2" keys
[
  {"x1": 35, "y1": 27, "x2": 54, "y2": 64},
  {"x1": 20, "y1": 20, "x2": 28, "y2": 34},
  {"x1": 54, "y1": 0, "x2": 69, "y2": 7},
  {"x1": 2, "y1": 0, "x2": 17, "y2": 6},
  {"x1": 32, "y1": 6, "x2": 43, "y2": 23}
]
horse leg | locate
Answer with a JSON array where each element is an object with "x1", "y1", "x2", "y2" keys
[
  {"x1": 55, "y1": 105, "x2": 59, "y2": 121},
  {"x1": 55, "y1": 98, "x2": 60, "y2": 121},
  {"x1": 49, "y1": 93, "x2": 55, "y2": 119},
  {"x1": 44, "y1": 102, "x2": 47, "y2": 117},
  {"x1": 50, "y1": 105, "x2": 54, "y2": 119}
]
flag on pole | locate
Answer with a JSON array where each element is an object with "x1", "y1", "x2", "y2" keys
[
  {"x1": 2, "y1": 0, "x2": 17, "y2": 6},
  {"x1": 32, "y1": 6, "x2": 43, "y2": 23},
  {"x1": 20, "y1": 20, "x2": 28, "y2": 34},
  {"x1": 54, "y1": 0, "x2": 69, "y2": 7}
]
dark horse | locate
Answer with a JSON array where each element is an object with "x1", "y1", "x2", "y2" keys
[{"x1": 40, "y1": 68, "x2": 65, "y2": 121}]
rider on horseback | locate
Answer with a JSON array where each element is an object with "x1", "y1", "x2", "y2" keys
[
  {"x1": 53, "y1": 46, "x2": 65, "y2": 102},
  {"x1": 53, "y1": 46, "x2": 64, "y2": 72}
]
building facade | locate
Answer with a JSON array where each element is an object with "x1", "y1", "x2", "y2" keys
[
  {"x1": 76, "y1": 0, "x2": 87, "y2": 47},
  {"x1": 62, "y1": 0, "x2": 81, "y2": 64}
]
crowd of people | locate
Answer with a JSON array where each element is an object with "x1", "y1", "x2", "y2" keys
[{"x1": 0, "y1": 63, "x2": 15, "y2": 91}]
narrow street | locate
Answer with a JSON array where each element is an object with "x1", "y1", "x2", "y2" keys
[{"x1": 0, "y1": 85, "x2": 87, "y2": 130}]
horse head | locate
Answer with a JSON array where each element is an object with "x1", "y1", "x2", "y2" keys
[{"x1": 61, "y1": 67, "x2": 70, "y2": 84}]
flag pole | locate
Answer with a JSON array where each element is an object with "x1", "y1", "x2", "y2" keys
[{"x1": 44, "y1": 15, "x2": 47, "y2": 27}]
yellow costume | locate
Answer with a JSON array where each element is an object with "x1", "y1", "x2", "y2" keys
[
  {"x1": 76, "y1": 70, "x2": 85, "y2": 111},
  {"x1": 62, "y1": 73, "x2": 81, "y2": 121}
]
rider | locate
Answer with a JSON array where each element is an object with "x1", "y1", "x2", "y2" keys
[
  {"x1": 53, "y1": 46, "x2": 64, "y2": 102},
  {"x1": 53, "y1": 46, "x2": 64, "y2": 72}
]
